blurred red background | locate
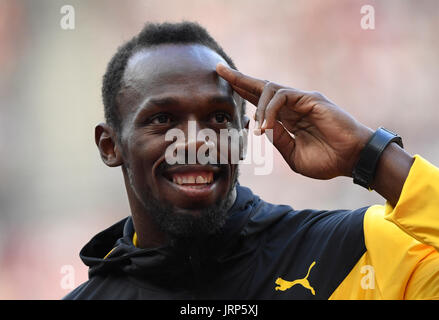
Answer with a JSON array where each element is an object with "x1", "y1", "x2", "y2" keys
[{"x1": 1, "y1": 0, "x2": 438, "y2": 299}]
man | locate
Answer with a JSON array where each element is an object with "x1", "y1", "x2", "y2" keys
[{"x1": 64, "y1": 22, "x2": 439, "y2": 299}]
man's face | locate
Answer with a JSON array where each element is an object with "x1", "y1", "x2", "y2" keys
[{"x1": 114, "y1": 44, "x2": 245, "y2": 239}]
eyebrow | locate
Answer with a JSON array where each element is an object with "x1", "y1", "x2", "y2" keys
[
  {"x1": 143, "y1": 97, "x2": 180, "y2": 109},
  {"x1": 207, "y1": 95, "x2": 237, "y2": 106},
  {"x1": 138, "y1": 95, "x2": 237, "y2": 114}
]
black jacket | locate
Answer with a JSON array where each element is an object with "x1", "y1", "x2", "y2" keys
[{"x1": 64, "y1": 185, "x2": 367, "y2": 300}]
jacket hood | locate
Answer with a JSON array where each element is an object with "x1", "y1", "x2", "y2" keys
[{"x1": 79, "y1": 184, "x2": 293, "y2": 287}]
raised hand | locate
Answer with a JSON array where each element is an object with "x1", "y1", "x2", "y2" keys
[{"x1": 216, "y1": 63, "x2": 374, "y2": 180}]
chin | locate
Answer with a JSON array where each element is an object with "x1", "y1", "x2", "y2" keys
[{"x1": 146, "y1": 166, "x2": 238, "y2": 240}]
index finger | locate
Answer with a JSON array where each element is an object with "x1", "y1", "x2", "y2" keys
[{"x1": 216, "y1": 63, "x2": 266, "y2": 97}]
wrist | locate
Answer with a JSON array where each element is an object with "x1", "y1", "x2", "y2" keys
[
  {"x1": 370, "y1": 143, "x2": 414, "y2": 206},
  {"x1": 352, "y1": 127, "x2": 404, "y2": 189},
  {"x1": 348, "y1": 124, "x2": 374, "y2": 178}
]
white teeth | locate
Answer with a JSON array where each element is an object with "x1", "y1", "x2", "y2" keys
[
  {"x1": 171, "y1": 173, "x2": 214, "y2": 185},
  {"x1": 187, "y1": 176, "x2": 195, "y2": 184}
]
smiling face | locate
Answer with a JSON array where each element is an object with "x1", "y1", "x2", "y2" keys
[{"x1": 99, "y1": 44, "x2": 247, "y2": 245}]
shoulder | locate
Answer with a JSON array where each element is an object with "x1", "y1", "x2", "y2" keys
[
  {"x1": 62, "y1": 280, "x2": 93, "y2": 300},
  {"x1": 61, "y1": 275, "x2": 134, "y2": 300},
  {"x1": 253, "y1": 197, "x2": 369, "y2": 242},
  {"x1": 247, "y1": 199, "x2": 370, "y2": 299}
]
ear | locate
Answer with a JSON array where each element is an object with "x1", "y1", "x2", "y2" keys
[
  {"x1": 239, "y1": 115, "x2": 250, "y2": 160},
  {"x1": 95, "y1": 123, "x2": 123, "y2": 167}
]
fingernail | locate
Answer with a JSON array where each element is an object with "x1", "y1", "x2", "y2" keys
[{"x1": 261, "y1": 119, "x2": 267, "y2": 129}]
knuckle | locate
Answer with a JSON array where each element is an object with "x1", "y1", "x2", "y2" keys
[
  {"x1": 276, "y1": 88, "x2": 289, "y2": 96},
  {"x1": 310, "y1": 90, "x2": 324, "y2": 100},
  {"x1": 235, "y1": 70, "x2": 244, "y2": 78},
  {"x1": 232, "y1": 71, "x2": 243, "y2": 83},
  {"x1": 263, "y1": 81, "x2": 278, "y2": 92},
  {"x1": 272, "y1": 88, "x2": 290, "y2": 106}
]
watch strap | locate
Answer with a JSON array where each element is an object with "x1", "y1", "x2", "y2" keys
[{"x1": 352, "y1": 127, "x2": 403, "y2": 189}]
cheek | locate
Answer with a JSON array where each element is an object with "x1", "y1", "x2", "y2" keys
[{"x1": 125, "y1": 135, "x2": 169, "y2": 188}]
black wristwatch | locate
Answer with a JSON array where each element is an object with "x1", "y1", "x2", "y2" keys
[{"x1": 352, "y1": 127, "x2": 404, "y2": 190}]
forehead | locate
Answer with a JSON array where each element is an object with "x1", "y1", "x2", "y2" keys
[
  {"x1": 124, "y1": 44, "x2": 228, "y2": 86},
  {"x1": 118, "y1": 44, "x2": 236, "y2": 115}
]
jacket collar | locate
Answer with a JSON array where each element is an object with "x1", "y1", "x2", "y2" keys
[{"x1": 79, "y1": 184, "x2": 259, "y2": 278}]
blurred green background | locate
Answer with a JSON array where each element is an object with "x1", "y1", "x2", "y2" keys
[{"x1": 1, "y1": 0, "x2": 438, "y2": 299}]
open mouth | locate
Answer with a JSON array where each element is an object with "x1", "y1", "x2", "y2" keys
[
  {"x1": 154, "y1": 162, "x2": 231, "y2": 208},
  {"x1": 161, "y1": 164, "x2": 223, "y2": 190},
  {"x1": 171, "y1": 171, "x2": 214, "y2": 186}
]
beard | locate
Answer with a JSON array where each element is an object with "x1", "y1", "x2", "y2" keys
[{"x1": 127, "y1": 164, "x2": 239, "y2": 244}]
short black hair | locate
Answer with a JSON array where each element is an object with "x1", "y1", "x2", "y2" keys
[{"x1": 102, "y1": 21, "x2": 244, "y2": 134}]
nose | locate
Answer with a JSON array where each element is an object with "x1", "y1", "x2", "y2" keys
[{"x1": 175, "y1": 120, "x2": 217, "y2": 164}]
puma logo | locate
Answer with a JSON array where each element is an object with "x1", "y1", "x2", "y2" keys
[{"x1": 275, "y1": 261, "x2": 316, "y2": 295}]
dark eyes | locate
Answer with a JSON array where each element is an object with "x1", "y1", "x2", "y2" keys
[
  {"x1": 211, "y1": 112, "x2": 231, "y2": 124},
  {"x1": 150, "y1": 113, "x2": 172, "y2": 125},
  {"x1": 146, "y1": 111, "x2": 231, "y2": 126}
]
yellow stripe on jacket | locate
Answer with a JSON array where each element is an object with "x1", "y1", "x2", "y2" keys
[{"x1": 330, "y1": 155, "x2": 439, "y2": 300}]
